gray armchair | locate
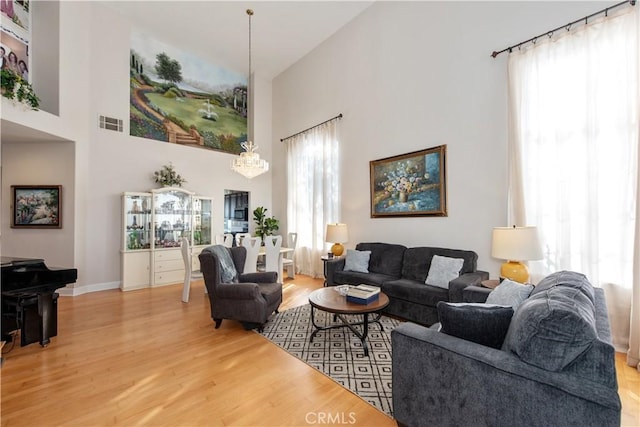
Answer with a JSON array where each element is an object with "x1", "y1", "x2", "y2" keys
[{"x1": 199, "y1": 246, "x2": 282, "y2": 332}]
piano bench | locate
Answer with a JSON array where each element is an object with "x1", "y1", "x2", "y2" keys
[{"x1": 1, "y1": 292, "x2": 59, "y2": 347}]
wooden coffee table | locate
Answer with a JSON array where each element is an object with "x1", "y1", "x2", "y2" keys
[{"x1": 308, "y1": 287, "x2": 390, "y2": 356}]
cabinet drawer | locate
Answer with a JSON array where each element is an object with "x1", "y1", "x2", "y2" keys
[
  {"x1": 154, "y1": 249, "x2": 182, "y2": 262},
  {"x1": 154, "y1": 270, "x2": 185, "y2": 286},
  {"x1": 155, "y1": 259, "x2": 184, "y2": 272}
]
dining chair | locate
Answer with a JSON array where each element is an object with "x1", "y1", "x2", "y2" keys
[
  {"x1": 282, "y1": 232, "x2": 298, "y2": 279},
  {"x1": 215, "y1": 233, "x2": 234, "y2": 247},
  {"x1": 181, "y1": 237, "x2": 203, "y2": 302},
  {"x1": 240, "y1": 236, "x2": 261, "y2": 274},
  {"x1": 235, "y1": 232, "x2": 251, "y2": 247},
  {"x1": 263, "y1": 235, "x2": 283, "y2": 282}
]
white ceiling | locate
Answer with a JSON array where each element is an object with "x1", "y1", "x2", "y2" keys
[{"x1": 103, "y1": 1, "x2": 375, "y2": 81}]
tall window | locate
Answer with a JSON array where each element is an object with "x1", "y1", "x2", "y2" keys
[
  {"x1": 507, "y1": 6, "x2": 639, "y2": 360},
  {"x1": 286, "y1": 121, "x2": 340, "y2": 277}
]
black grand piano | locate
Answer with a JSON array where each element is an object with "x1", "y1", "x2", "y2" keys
[{"x1": 1, "y1": 257, "x2": 78, "y2": 347}]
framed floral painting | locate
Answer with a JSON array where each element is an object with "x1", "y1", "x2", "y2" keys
[{"x1": 370, "y1": 145, "x2": 447, "y2": 217}]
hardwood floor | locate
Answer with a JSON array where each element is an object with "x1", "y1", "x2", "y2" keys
[{"x1": 1, "y1": 276, "x2": 639, "y2": 426}]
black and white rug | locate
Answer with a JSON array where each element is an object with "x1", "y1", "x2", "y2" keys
[{"x1": 258, "y1": 304, "x2": 400, "y2": 416}]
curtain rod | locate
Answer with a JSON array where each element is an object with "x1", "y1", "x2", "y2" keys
[
  {"x1": 491, "y1": 0, "x2": 636, "y2": 58},
  {"x1": 280, "y1": 113, "x2": 343, "y2": 142}
]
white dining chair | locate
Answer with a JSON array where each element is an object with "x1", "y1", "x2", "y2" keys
[
  {"x1": 263, "y1": 235, "x2": 283, "y2": 281},
  {"x1": 215, "y1": 233, "x2": 234, "y2": 247},
  {"x1": 234, "y1": 232, "x2": 251, "y2": 247},
  {"x1": 181, "y1": 237, "x2": 203, "y2": 303},
  {"x1": 282, "y1": 232, "x2": 297, "y2": 279},
  {"x1": 240, "y1": 236, "x2": 261, "y2": 274}
]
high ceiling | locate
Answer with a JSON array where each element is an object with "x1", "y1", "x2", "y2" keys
[{"x1": 103, "y1": 1, "x2": 375, "y2": 81}]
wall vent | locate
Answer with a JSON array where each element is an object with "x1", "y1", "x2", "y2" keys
[{"x1": 99, "y1": 115, "x2": 123, "y2": 132}]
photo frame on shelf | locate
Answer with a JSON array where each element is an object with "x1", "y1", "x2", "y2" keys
[
  {"x1": 11, "y1": 185, "x2": 62, "y2": 228},
  {"x1": 370, "y1": 145, "x2": 447, "y2": 218}
]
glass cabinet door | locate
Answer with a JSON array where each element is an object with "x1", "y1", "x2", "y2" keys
[
  {"x1": 123, "y1": 193, "x2": 152, "y2": 250},
  {"x1": 193, "y1": 197, "x2": 212, "y2": 246},
  {"x1": 152, "y1": 188, "x2": 193, "y2": 248}
]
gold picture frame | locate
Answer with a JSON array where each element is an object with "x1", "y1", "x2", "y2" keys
[{"x1": 370, "y1": 145, "x2": 447, "y2": 217}]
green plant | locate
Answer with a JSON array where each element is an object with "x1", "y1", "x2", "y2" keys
[
  {"x1": 1, "y1": 68, "x2": 40, "y2": 110},
  {"x1": 253, "y1": 206, "x2": 279, "y2": 240},
  {"x1": 153, "y1": 162, "x2": 186, "y2": 187}
]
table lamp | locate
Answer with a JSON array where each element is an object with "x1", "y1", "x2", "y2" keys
[
  {"x1": 491, "y1": 225, "x2": 543, "y2": 283},
  {"x1": 325, "y1": 223, "x2": 349, "y2": 257}
]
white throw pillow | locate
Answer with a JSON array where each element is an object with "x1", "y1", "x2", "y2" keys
[
  {"x1": 425, "y1": 255, "x2": 464, "y2": 289},
  {"x1": 486, "y1": 278, "x2": 534, "y2": 310},
  {"x1": 343, "y1": 249, "x2": 371, "y2": 273}
]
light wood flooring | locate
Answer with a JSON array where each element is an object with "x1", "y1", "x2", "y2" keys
[{"x1": 1, "y1": 275, "x2": 639, "y2": 426}]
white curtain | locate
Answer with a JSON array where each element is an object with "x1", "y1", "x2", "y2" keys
[
  {"x1": 286, "y1": 120, "x2": 340, "y2": 278},
  {"x1": 507, "y1": 6, "x2": 640, "y2": 369}
]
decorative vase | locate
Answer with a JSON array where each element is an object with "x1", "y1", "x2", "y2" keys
[{"x1": 399, "y1": 191, "x2": 408, "y2": 203}]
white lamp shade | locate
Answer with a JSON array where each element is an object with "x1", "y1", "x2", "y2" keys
[
  {"x1": 491, "y1": 226, "x2": 543, "y2": 261},
  {"x1": 325, "y1": 223, "x2": 349, "y2": 244}
]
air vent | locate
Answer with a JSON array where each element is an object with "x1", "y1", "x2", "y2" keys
[{"x1": 99, "y1": 115, "x2": 123, "y2": 132}]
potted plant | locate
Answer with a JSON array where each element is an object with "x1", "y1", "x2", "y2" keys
[
  {"x1": 253, "y1": 206, "x2": 279, "y2": 241},
  {"x1": 153, "y1": 163, "x2": 186, "y2": 187},
  {"x1": 1, "y1": 68, "x2": 39, "y2": 110}
]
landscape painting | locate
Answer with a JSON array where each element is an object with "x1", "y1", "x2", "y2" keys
[
  {"x1": 370, "y1": 145, "x2": 447, "y2": 217},
  {"x1": 11, "y1": 185, "x2": 62, "y2": 228},
  {"x1": 130, "y1": 29, "x2": 247, "y2": 154}
]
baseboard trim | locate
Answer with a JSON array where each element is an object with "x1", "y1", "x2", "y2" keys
[{"x1": 57, "y1": 281, "x2": 120, "y2": 297}]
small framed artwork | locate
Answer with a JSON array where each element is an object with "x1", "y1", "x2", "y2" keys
[
  {"x1": 11, "y1": 185, "x2": 62, "y2": 228},
  {"x1": 370, "y1": 145, "x2": 447, "y2": 217}
]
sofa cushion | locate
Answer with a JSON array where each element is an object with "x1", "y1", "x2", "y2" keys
[
  {"x1": 502, "y1": 273, "x2": 597, "y2": 371},
  {"x1": 437, "y1": 302, "x2": 514, "y2": 349},
  {"x1": 401, "y1": 247, "x2": 478, "y2": 282},
  {"x1": 334, "y1": 270, "x2": 395, "y2": 287},
  {"x1": 425, "y1": 255, "x2": 464, "y2": 288},
  {"x1": 355, "y1": 242, "x2": 406, "y2": 277},
  {"x1": 531, "y1": 270, "x2": 595, "y2": 304},
  {"x1": 382, "y1": 279, "x2": 449, "y2": 307},
  {"x1": 486, "y1": 279, "x2": 533, "y2": 310},
  {"x1": 343, "y1": 249, "x2": 371, "y2": 273}
]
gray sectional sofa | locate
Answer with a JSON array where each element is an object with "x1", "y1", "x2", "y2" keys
[
  {"x1": 391, "y1": 270, "x2": 621, "y2": 427},
  {"x1": 325, "y1": 242, "x2": 489, "y2": 325}
]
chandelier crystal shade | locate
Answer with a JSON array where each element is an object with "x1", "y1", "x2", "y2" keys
[
  {"x1": 231, "y1": 9, "x2": 269, "y2": 179},
  {"x1": 231, "y1": 141, "x2": 269, "y2": 179}
]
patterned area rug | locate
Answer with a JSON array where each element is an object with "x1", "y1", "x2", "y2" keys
[{"x1": 258, "y1": 303, "x2": 400, "y2": 417}]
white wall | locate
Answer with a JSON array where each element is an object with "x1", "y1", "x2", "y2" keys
[
  {"x1": 272, "y1": 1, "x2": 608, "y2": 277},
  {"x1": 2, "y1": 141, "x2": 75, "y2": 267},
  {"x1": 1, "y1": 1, "x2": 274, "y2": 291}
]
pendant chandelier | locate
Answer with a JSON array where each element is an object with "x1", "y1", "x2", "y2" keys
[{"x1": 231, "y1": 9, "x2": 269, "y2": 179}]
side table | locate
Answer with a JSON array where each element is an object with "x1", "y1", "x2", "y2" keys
[
  {"x1": 481, "y1": 279, "x2": 500, "y2": 289},
  {"x1": 320, "y1": 255, "x2": 334, "y2": 287}
]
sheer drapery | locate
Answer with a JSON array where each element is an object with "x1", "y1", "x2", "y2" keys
[
  {"x1": 286, "y1": 121, "x2": 340, "y2": 278},
  {"x1": 507, "y1": 7, "x2": 639, "y2": 368}
]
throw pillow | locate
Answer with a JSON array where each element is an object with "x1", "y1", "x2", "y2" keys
[
  {"x1": 203, "y1": 245, "x2": 238, "y2": 283},
  {"x1": 425, "y1": 255, "x2": 464, "y2": 288},
  {"x1": 437, "y1": 302, "x2": 514, "y2": 349},
  {"x1": 343, "y1": 249, "x2": 371, "y2": 273},
  {"x1": 486, "y1": 279, "x2": 534, "y2": 310}
]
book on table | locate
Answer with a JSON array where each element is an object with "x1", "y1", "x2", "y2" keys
[{"x1": 346, "y1": 284, "x2": 380, "y2": 304}]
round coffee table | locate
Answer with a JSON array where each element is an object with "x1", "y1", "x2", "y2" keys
[{"x1": 308, "y1": 287, "x2": 390, "y2": 356}]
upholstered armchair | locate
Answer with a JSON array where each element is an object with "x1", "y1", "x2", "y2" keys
[{"x1": 198, "y1": 245, "x2": 282, "y2": 331}]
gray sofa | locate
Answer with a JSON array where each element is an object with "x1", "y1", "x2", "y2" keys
[
  {"x1": 392, "y1": 270, "x2": 621, "y2": 427},
  {"x1": 325, "y1": 242, "x2": 488, "y2": 325}
]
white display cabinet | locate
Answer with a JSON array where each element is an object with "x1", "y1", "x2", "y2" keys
[{"x1": 120, "y1": 188, "x2": 212, "y2": 291}]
